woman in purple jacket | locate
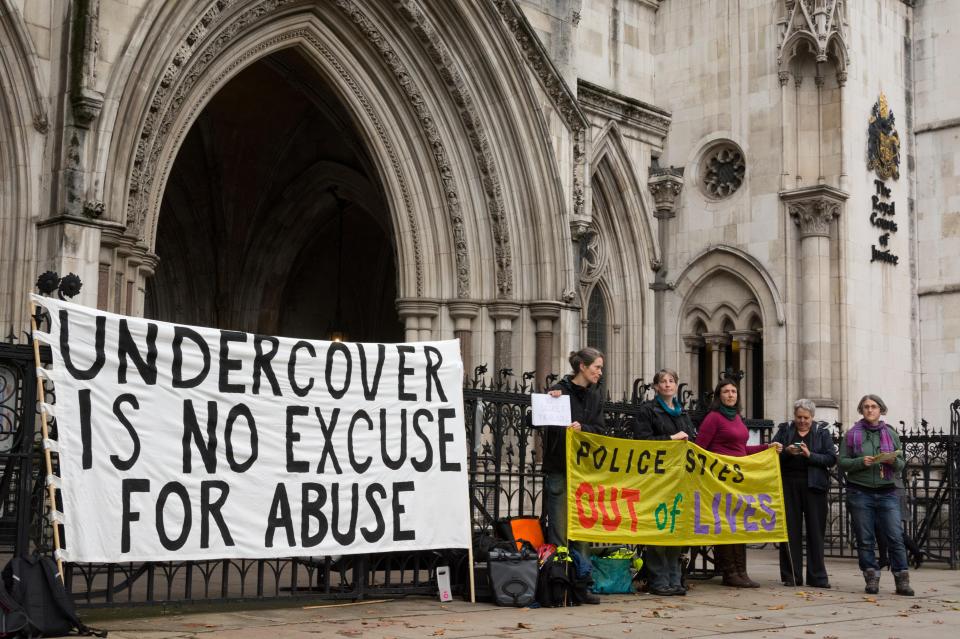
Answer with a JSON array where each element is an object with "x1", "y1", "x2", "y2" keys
[{"x1": 695, "y1": 378, "x2": 782, "y2": 588}]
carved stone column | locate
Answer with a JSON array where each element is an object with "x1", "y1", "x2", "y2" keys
[
  {"x1": 488, "y1": 302, "x2": 521, "y2": 377},
  {"x1": 529, "y1": 301, "x2": 562, "y2": 391},
  {"x1": 681, "y1": 334, "x2": 705, "y2": 395},
  {"x1": 730, "y1": 330, "x2": 759, "y2": 418},
  {"x1": 396, "y1": 299, "x2": 440, "y2": 342},
  {"x1": 782, "y1": 185, "x2": 847, "y2": 406},
  {"x1": 98, "y1": 229, "x2": 159, "y2": 316},
  {"x1": 648, "y1": 166, "x2": 684, "y2": 365},
  {"x1": 448, "y1": 301, "x2": 480, "y2": 375},
  {"x1": 702, "y1": 332, "x2": 731, "y2": 387}
]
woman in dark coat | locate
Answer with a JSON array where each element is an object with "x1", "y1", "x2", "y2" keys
[
  {"x1": 632, "y1": 368, "x2": 696, "y2": 596},
  {"x1": 541, "y1": 349, "x2": 605, "y2": 528},
  {"x1": 772, "y1": 399, "x2": 837, "y2": 588}
]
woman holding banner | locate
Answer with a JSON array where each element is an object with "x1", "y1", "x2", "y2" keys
[
  {"x1": 543, "y1": 349, "x2": 605, "y2": 545},
  {"x1": 695, "y1": 378, "x2": 782, "y2": 588},
  {"x1": 772, "y1": 399, "x2": 836, "y2": 588},
  {"x1": 633, "y1": 368, "x2": 696, "y2": 596},
  {"x1": 838, "y1": 394, "x2": 913, "y2": 596}
]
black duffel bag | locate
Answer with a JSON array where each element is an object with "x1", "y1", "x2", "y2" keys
[{"x1": 487, "y1": 545, "x2": 538, "y2": 607}]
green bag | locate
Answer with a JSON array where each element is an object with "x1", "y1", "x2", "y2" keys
[{"x1": 589, "y1": 550, "x2": 636, "y2": 594}]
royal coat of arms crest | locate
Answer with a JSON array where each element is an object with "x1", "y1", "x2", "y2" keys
[{"x1": 867, "y1": 93, "x2": 900, "y2": 180}]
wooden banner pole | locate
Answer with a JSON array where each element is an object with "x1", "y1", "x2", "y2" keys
[{"x1": 30, "y1": 301, "x2": 65, "y2": 583}]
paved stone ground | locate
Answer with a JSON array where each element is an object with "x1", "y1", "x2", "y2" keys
[{"x1": 83, "y1": 549, "x2": 960, "y2": 638}]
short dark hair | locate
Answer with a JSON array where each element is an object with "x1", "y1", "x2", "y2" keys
[
  {"x1": 708, "y1": 377, "x2": 741, "y2": 414},
  {"x1": 569, "y1": 347, "x2": 604, "y2": 375},
  {"x1": 653, "y1": 368, "x2": 680, "y2": 385}
]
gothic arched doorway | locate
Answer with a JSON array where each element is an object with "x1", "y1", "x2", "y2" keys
[{"x1": 145, "y1": 48, "x2": 403, "y2": 342}]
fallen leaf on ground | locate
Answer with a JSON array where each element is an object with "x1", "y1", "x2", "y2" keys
[
  {"x1": 430, "y1": 631, "x2": 446, "y2": 637},
  {"x1": 767, "y1": 604, "x2": 786, "y2": 610},
  {"x1": 805, "y1": 631, "x2": 816, "y2": 635},
  {"x1": 863, "y1": 596, "x2": 878, "y2": 603},
  {"x1": 517, "y1": 623, "x2": 533, "y2": 629}
]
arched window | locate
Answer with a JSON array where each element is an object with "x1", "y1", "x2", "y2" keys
[{"x1": 586, "y1": 286, "x2": 607, "y2": 356}]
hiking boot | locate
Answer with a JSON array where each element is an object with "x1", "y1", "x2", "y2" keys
[
  {"x1": 863, "y1": 569, "x2": 880, "y2": 595},
  {"x1": 581, "y1": 591, "x2": 601, "y2": 604},
  {"x1": 893, "y1": 570, "x2": 914, "y2": 596}
]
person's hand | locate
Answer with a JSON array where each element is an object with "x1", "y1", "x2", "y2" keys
[
  {"x1": 569, "y1": 421, "x2": 582, "y2": 431},
  {"x1": 670, "y1": 431, "x2": 689, "y2": 441},
  {"x1": 799, "y1": 442, "x2": 810, "y2": 457},
  {"x1": 548, "y1": 390, "x2": 563, "y2": 398},
  {"x1": 769, "y1": 442, "x2": 783, "y2": 453},
  {"x1": 862, "y1": 455, "x2": 875, "y2": 467},
  {"x1": 786, "y1": 444, "x2": 803, "y2": 456}
]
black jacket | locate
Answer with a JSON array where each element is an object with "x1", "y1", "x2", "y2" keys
[
  {"x1": 773, "y1": 421, "x2": 837, "y2": 492},
  {"x1": 540, "y1": 376, "x2": 605, "y2": 474},
  {"x1": 632, "y1": 398, "x2": 696, "y2": 441}
]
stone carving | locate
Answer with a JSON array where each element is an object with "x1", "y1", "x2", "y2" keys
[
  {"x1": 577, "y1": 80, "x2": 672, "y2": 140},
  {"x1": 578, "y1": 223, "x2": 606, "y2": 284},
  {"x1": 701, "y1": 143, "x2": 745, "y2": 199},
  {"x1": 70, "y1": 0, "x2": 103, "y2": 127},
  {"x1": 648, "y1": 166, "x2": 684, "y2": 218},
  {"x1": 778, "y1": 0, "x2": 849, "y2": 72},
  {"x1": 395, "y1": 0, "x2": 513, "y2": 298},
  {"x1": 787, "y1": 197, "x2": 841, "y2": 237},
  {"x1": 490, "y1": 0, "x2": 587, "y2": 134},
  {"x1": 867, "y1": 92, "x2": 900, "y2": 181}
]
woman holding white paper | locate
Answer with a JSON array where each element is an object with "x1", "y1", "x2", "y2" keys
[
  {"x1": 542, "y1": 348, "x2": 605, "y2": 552},
  {"x1": 838, "y1": 394, "x2": 913, "y2": 596},
  {"x1": 633, "y1": 368, "x2": 695, "y2": 596}
]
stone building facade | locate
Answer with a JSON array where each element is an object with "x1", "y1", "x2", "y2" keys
[{"x1": 0, "y1": 0, "x2": 955, "y2": 425}]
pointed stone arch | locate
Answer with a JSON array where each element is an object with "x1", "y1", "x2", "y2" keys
[
  {"x1": 0, "y1": 1, "x2": 47, "y2": 336},
  {"x1": 584, "y1": 122, "x2": 660, "y2": 390}
]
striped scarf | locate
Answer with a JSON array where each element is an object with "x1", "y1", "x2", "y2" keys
[{"x1": 846, "y1": 419, "x2": 896, "y2": 480}]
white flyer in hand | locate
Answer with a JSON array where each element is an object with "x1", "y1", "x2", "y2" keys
[{"x1": 531, "y1": 393, "x2": 571, "y2": 426}]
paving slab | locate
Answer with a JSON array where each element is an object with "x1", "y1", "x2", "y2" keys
[{"x1": 82, "y1": 549, "x2": 960, "y2": 638}]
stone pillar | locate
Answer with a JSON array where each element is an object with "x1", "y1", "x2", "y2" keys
[
  {"x1": 529, "y1": 301, "x2": 562, "y2": 391},
  {"x1": 448, "y1": 301, "x2": 480, "y2": 376},
  {"x1": 97, "y1": 229, "x2": 158, "y2": 316},
  {"x1": 782, "y1": 186, "x2": 847, "y2": 408},
  {"x1": 488, "y1": 302, "x2": 521, "y2": 378},
  {"x1": 648, "y1": 167, "x2": 684, "y2": 366},
  {"x1": 730, "y1": 330, "x2": 759, "y2": 418},
  {"x1": 702, "y1": 332, "x2": 730, "y2": 386},
  {"x1": 396, "y1": 299, "x2": 440, "y2": 342},
  {"x1": 681, "y1": 334, "x2": 705, "y2": 395}
]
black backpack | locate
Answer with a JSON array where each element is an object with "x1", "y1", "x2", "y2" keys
[
  {"x1": 536, "y1": 552, "x2": 574, "y2": 607},
  {"x1": 1, "y1": 554, "x2": 106, "y2": 637}
]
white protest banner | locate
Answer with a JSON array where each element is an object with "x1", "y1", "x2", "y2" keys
[
  {"x1": 31, "y1": 295, "x2": 470, "y2": 563},
  {"x1": 530, "y1": 393, "x2": 571, "y2": 427}
]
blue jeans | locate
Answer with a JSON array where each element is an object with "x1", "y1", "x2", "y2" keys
[
  {"x1": 645, "y1": 545, "x2": 683, "y2": 590},
  {"x1": 544, "y1": 473, "x2": 588, "y2": 556},
  {"x1": 846, "y1": 486, "x2": 908, "y2": 573}
]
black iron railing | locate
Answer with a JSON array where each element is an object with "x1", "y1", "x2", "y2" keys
[{"x1": 1, "y1": 338, "x2": 958, "y2": 606}]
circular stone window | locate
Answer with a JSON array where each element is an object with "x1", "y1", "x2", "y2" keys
[{"x1": 699, "y1": 142, "x2": 746, "y2": 199}]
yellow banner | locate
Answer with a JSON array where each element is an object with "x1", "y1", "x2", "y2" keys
[{"x1": 565, "y1": 429, "x2": 787, "y2": 545}]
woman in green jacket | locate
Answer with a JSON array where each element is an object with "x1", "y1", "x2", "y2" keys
[{"x1": 838, "y1": 394, "x2": 913, "y2": 596}]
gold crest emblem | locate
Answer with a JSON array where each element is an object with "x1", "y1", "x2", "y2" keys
[{"x1": 867, "y1": 93, "x2": 900, "y2": 181}]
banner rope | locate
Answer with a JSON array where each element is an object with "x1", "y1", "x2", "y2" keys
[{"x1": 30, "y1": 301, "x2": 66, "y2": 583}]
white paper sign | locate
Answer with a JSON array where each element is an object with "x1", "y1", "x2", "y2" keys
[
  {"x1": 531, "y1": 393, "x2": 571, "y2": 426},
  {"x1": 32, "y1": 295, "x2": 470, "y2": 563}
]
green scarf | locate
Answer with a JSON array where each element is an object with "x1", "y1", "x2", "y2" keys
[{"x1": 719, "y1": 405, "x2": 738, "y2": 420}]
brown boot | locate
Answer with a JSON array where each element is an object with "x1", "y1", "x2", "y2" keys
[
  {"x1": 716, "y1": 546, "x2": 752, "y2": 588},
  {"x1": 863, "y1": 569, "x2": 880, "y2": 594},
  {"x1": 734, "y1": 544, "x2": 760, "y2": 588}
]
